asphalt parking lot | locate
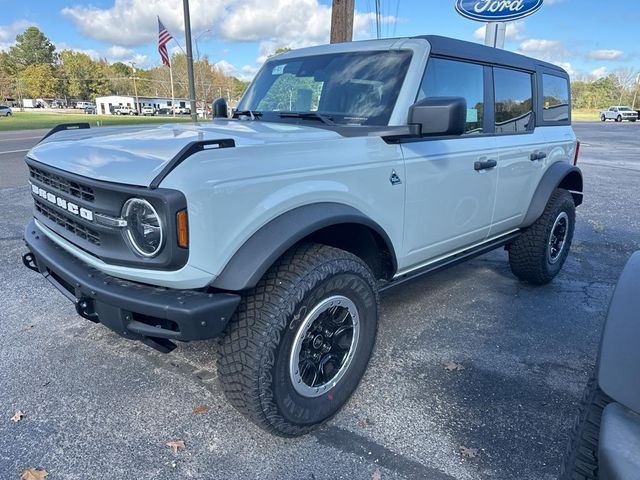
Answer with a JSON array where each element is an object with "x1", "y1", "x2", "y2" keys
[{"x1": 1, "y1": 122, "x2": 638, "y2": 479}]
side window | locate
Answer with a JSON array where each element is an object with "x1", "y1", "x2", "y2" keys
[
  {"x1": 493, "y1": 67, "x2": 534, "y2": 134},
  {"x1": 542, "y1": 74, "x2": 570, "y2": 122},
  {"x1": 417, "y1": 57, "x2": 484, "y2": 134}
]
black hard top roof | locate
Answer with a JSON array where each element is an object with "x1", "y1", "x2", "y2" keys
[{"x1": 413, "y1": 35, "x2": 568, "y2": 77}]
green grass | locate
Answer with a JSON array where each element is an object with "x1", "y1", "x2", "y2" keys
[
  {"x1": 572, "y1": 109, "x2": 602, "y2": 122},
  {"x1": 0, "y1": 111, "x2": 193, "y2": 131}
]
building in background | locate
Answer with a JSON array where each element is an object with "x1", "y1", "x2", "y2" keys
[{"x1": 95, "y1": 95, "x2": 191, "y2": 114}]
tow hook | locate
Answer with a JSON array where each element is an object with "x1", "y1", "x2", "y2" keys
[
  {"x1": 75, "y1": 297, "x2": 99, "y2": 323},
  {"x1": 22, "y1": 252, "x2": 39, "y2": 273}
]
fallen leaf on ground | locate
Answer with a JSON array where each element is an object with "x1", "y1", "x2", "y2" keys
[
  {"x1": 20, "y1": 468, "x2": 48, "y2": 480},
  {"x1": 20, "y1": 324, "x2": 35, "y2": 332},
  {"x1": 192, "y1": 405, "x2": 209, "y2": 415},
  {"x1": 372, "y1": 468, "x2": 382, "y2": 480},
  {"x1": 11, "y1": 410, "x2": 25, "y2": 422},
  {"x1": 166, "y1": 440, "x2": 186, "y2": 453},
  {"x1": 443, "y1": 362, "x2": 465, "y2": 372},
  {"x1": 459, "y1": 446, "x2": 479, "y2": 458}
]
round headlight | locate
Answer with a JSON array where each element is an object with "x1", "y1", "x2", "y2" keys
[{"x1": 122, "y1": 198, "x2": 163, "y2": 257}]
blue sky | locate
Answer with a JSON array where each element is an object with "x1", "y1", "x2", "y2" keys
[{"x1": 0, "y1": 0, "x2": 638, "y2": 81}]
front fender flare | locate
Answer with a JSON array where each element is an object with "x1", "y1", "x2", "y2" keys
[
  {"x1": 598, "y1": 252, "x2": 640, "y2": 413},
  {"x1": 521, "y1": 162, "x2": 583, "y2": 228},
  {"x1": 211, "y1": 202, "x2": 397, "y2": 291}
]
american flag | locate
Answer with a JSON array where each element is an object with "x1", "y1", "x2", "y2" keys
[{"x1": 158, "y1": 17, "x2": 173, "y2": 67}]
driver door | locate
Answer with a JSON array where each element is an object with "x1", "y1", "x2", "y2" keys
[{"x1": 400, "y1": 57, "x2": 498, "y2": 269}]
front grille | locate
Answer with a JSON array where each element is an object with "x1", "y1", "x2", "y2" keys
[
  {"x1": 29, "y1": 165, "x2": 95, "y2": 203},
  {"x1": 35, "y1": 199, "x2": 101, "y2": 246}
]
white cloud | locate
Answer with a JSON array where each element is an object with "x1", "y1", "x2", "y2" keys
[
  {"x1": 553, "y1": 62, "x2": 577, "y2": 77},
  {"x1": 62, "y1": 0, "x2": 226, "y2": 47},
  {"x1": 517, "y1": 38, "x2": 569, "y2": 62},
  {"x1": 473, "y1": 21, "x2": 526, "y2": 42},
  {"x1": 56, "y1": 41, "x2": 102, "y2": 60},
  {"x1": 590, "y1": 66, "x2": 608, "y2": 79},
  {"x1": 0, "y1": 19, "x2": 37, "y2": 51},
  {"x1": 588, "y1": 49, "x2": 624, "y2": 61}
]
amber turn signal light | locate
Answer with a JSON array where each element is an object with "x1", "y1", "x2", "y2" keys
[{"x1": 176, "y1": 210, "x2": 188, "y2": 248}]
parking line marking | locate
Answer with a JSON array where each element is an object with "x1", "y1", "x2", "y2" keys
[
  {"x1": 0, "y1": 136, "x2": 42, "y2": 142},
  {"x1": 0, "y1": 149, "x2": 29, "y2": 155}
]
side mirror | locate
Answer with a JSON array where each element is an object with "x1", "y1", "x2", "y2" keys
[
  {"x1": 212, "y1": 97, "x2": 228, "y2": 119},
  {"x1": 408, "y1": 97, "x2": 467, "y2": 137}
]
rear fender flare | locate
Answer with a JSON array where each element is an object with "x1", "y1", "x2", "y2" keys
[{"x1": 521, "y1": 162, "x2": 583, "y2": 228}]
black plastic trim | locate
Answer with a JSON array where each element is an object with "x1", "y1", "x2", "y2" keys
[
  {"x1": 521, "y1": 162, "x2": 583, "y2": 227},
  {"x1": 26, "y1": 157, "x2": 189, "y2": 270},
  {"x1": 380, "y1": 231, "x2": 520, "y2": 293},
  {"x1": 23, "y1": 219, "x2": 240, "y2": 345},
  {"x1": 40, "y1": 123, "x2": 91, "y2": 143},
  {"x1": 150, "y1": 139, "x2": 235, "y2": 189},
  {"x1": 212, "y1": 203, "x2": 398, "y2": 291}
]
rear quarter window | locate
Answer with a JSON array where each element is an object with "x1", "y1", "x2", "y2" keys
[{"x1": 542, "y1": 74, "x2": 570, "y2": 122}]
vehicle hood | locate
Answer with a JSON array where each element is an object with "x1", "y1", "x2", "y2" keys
[{"x1": 27, "y1": 120, "x2": 342, "y2": 187}]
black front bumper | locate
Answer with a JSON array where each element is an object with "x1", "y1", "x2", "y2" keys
[{"x1": 23, "y1": 220, "x2": 240, "y2": 352}]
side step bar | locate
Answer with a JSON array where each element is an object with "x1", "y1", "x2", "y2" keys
[{"x1": 380, "y1": 231, "x2": 521, "y2": 293}]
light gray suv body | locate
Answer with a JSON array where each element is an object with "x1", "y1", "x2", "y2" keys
[{"x1": 22, "y1": 35, "x2": 582, "y2": 436}]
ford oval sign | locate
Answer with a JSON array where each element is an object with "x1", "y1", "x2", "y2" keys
[{"x1": 455, "y1": 0, "x2": 544, "y2": 22}]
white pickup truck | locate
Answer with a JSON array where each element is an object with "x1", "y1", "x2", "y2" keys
[{"x1": 600, "y1": 106, "x2": 638, "y2": 122}]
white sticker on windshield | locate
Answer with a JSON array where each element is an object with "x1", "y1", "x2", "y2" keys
[
  {"x1": 272, "y1": 64, "x2": 285, "y2": 75},
  {"x1": 467, "y1": 108, "x2": 478, "y2": 123}
]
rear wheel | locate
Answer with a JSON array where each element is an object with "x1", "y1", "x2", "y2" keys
[
  {"x1": 217, "y1": 243, "x2": 379, "y2": 436},
  {"x1": 509, "y1": 189, "x2": 576, "y2": 285},
  {"x1": 600, "y1": 114, "x2": 606, "y2": 122}
]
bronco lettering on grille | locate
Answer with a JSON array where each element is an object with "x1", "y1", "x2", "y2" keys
[{"x1": 32, "y1": 184, "x2": 94, "y2": 221}]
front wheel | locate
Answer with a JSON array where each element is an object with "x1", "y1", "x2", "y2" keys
[
  {"x1": 616, "y1": 115, "x2": 622, "y2": 122},
  {"x1": 217, "y1": 243, "x2": 379, "y2": 436},
  {"x1": 508, "y1": 189, "x2": 576, "y2": 285},
  {"x1": 559, "y1": 371, "x2": 612, "y2": 480}
]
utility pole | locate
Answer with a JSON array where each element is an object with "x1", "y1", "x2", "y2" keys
[
  {"x1": 330, "y1": 0, "x2": 355, "y2": 44},
  {"x1": 183, "y1": 0, "x2": 198, "y2": 121},
  {"x1": 130, "y1": 62, "x2": 139, "y2": 114}
]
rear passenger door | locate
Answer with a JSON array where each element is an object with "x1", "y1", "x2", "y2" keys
[
  {"x1": 400, "y1": 57, "x2": 498, "y2": 268},
  {"x1": 489, "y1": 66, "x2": 547, "y2": 235}
]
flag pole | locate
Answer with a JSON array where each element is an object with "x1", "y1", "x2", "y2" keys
[{"x1": 169, "y1": 60, "x2": 176, "y2": 117}]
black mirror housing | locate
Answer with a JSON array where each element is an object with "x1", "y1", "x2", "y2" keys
[
  {"x1": 212, "y1": 98, "x2": 228, "y2": 119},
  {"x1": 408, "y1": 97, "x2": 467, "y2": 137}
]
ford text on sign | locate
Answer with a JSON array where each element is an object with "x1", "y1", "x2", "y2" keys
[{"x1": 455, "y1": 0, "x2": 544, "y2": 22}]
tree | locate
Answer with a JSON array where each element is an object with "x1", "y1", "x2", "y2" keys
[
  {"x1": 58, "y1": 50, "x2": 109, "y2": 100},
  {"x1": 7, "y1": 27, "x2": 56, "y2": 73},
  {"x1": 19, "y1": 64, "x2": 57, "y2": 98}
]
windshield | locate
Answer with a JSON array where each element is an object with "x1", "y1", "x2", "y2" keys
[{"x1": 237, "y1": 50, "x2": 413, "y2": 126}]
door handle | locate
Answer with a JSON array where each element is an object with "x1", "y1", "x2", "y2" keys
[
  {"x1": 474, "y1": 159, "x2": 497, "y2": 171},
  {"x1": 530, "y1": 152, "x2": 547, "y2": 161}
]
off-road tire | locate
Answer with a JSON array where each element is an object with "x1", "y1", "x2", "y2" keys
[
  {"x1": 616, "y1": 115, "x2": 622, "y2": 122},
  {"x1": 217, "y1": 243, "x2": 379, "y2": 436},
  {"x1": 600, "y1": 114, "x2": 606, "y2": 122},
  {"x1": 509, "y1": 188, "x2": 575, "y2": 285},
  {"x1": 559, "y1": 371, "x2": 612, "y2": 479}
]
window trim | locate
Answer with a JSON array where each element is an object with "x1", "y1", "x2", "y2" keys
[{"x1": 536, "y1": 66, "x2": 572, "y2": 126}]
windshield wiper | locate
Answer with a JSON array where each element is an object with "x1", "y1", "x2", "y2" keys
[
  {"x1": 233, "y1": 110, "x2": 262, "y2": 120},
  {"x1": 279, "y1": 112, "x2": 335, "y2": 125}
]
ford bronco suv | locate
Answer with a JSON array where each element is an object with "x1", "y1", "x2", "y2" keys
[{"x1": 21, "y1": 36, "x2": 582, "y2": 436}]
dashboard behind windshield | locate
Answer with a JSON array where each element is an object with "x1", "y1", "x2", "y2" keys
[{"x1": 237, "y1": 50, "x2": 413, "y2": 126}]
